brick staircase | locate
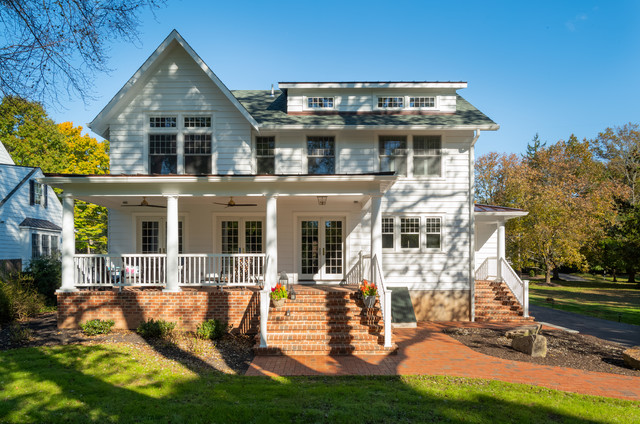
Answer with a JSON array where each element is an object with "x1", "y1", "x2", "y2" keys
[
  {"x1": 475, "y1": 280, "x2": 534, "y2": 322},
  {"x1": 254, "y1": 285, "x2": 398, "y2": 356}
]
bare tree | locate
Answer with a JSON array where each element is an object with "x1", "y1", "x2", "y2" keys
[{"x1": 0, "y1": 0, "x2": 164, "y2": 106}]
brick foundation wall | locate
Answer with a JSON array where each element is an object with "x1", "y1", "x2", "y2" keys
[{"x1": 57, "y1": 287, "x2": 260, "y2": 333}]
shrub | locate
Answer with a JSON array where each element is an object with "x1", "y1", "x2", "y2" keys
[
  {"x1": 136, "y1": 319, "x2": 176, "y2": 339},
  {"x1": 80, "y1": 319, "x2": 115, "y2": 336},
  {"x1": 196, "y1": 319, "x2": 228, "y2": 340},
  {"x1": 8, "y1": 323, "x2": 32, "y2": 344},
  {"x1": 25, "y1": 256, "x2": 61, "y2": 304},
  {"x1": 0, "y1": 274, "x2": 47, "y2": 323}
]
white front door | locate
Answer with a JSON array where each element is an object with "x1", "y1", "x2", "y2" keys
[{"x1": 299, "y1": 217, "x2": 344, "y2": 281}]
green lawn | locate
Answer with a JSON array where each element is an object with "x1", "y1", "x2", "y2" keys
[
  {"x1": 529, "y1": 274, "x2": 640, "y2": 326},
  {"x1": 0, "y1": 344, "x2": 638, "y2": 423}
]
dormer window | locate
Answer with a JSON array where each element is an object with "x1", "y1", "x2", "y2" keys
[
  {"x1": 307, "y1": 97, "x2": 334, "y2": 109},
  {"x1": 409, "y1": 96, "x2": 435, "y2": 108},
  {"x1": 377, "y1": 97, "x2": 404, "y2": 108},
  {"x1": 150, "y1": 117, "x2": 176, "y2": 128}
]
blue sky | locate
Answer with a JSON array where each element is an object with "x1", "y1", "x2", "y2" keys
[{"x1": 50, "y1": 0, "x2": 640, "y2": 158}]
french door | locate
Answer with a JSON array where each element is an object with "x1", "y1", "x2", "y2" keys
[
  {"x1": 137, "y1": 217, "x2": 183, "y2": 253},
  {"x1": 299, "y1": 217, "x2": 344, "y2": 280},
  {"x1": 219, "y1": 218, "x2": 264, "y2": 253}
]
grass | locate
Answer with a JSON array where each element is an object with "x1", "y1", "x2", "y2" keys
[
  {"x1": 0, "y1": 343, "x2": 638, "y2": 423},
  {"x1": 529, "y1": 273, "x2": 640, "y2": 326}
]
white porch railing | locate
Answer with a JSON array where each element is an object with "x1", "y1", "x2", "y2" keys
[
  {"x1": 344, "y1": 251, "x2": 371, "y2": 285},
  {"x1": 475, "y1": 257, "x2": 529, "y2": 318},
  {"x1": 73, "y1": 253, "x2": 265, "y2": 288},
  {"x1": 178, "y1": 253, "x2": 265, "y2": 286},
  {"x1": 370, "y1": 254, "x2": 393, "y2": 348}
]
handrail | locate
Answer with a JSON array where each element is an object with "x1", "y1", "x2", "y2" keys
[
  {"x1": 371, "y1": 254, "x2": 392, "y2": 348},
  {"x1": 475, "y1": 257, "x2": 490, "y2": 281},
  {"x1": 344, "y1": 251, "x2": 371, "y2": 285},
  {"x1": 259, "y1": 255, "x2": 270, "y2": 348},
  {"x1": 499, "y1": 258, "x2": 529, "y2": 317}
]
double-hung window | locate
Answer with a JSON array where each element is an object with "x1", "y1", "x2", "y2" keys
[
  {"x1": 256, "y1": 136, "x2": 275, "y2": 174},
  {"x1": 307, "y1": 136, "x2": 335, "y2": 174},
  {"x1": 413, "y1": 135, "x2": 442, "y2": 177},
  {"x1": 148, "y1": 115, "x2": 212, "y2": 174},
  {"x1": 382, "y1": 216, "x2": 443, "y2": 251},
  {"x1": 379, "y1": 136, "x2": 407, "y2": 176},
  {"x1": 31, "y1": 234, "x2": 41, "y2": 258}
]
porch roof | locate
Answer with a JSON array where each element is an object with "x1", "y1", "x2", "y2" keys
[
  {"x1": 40, "y1": 172, "x2": 397, "y2": 199},
  {"x1": 474, "y1": 203, "x2": 528, "y2": 222}
]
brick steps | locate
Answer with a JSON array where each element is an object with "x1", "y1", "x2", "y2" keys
[
  {"x1": 474, "y1": 280, "x2": 534, "y2": 322},
  {"x1": 254, "y1": 285, "x2": 397, "y2": 356}
]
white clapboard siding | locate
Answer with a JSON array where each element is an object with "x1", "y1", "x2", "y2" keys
[
  {"x1": 475, "y1": 223, "x2": 498, "y2": 270},
  {"x1": 109, "y1": 43, "x2": 253, "y2": 175}
]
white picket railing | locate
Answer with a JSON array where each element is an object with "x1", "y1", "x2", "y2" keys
[
  {"x1": 499, "y1": 258, "x2": 530, "y2": 317},
  {"x1": 73, "y1": 253, "x2": 265, "y2": 288},
  {"x1": 344, "y1": 251, "x2": 371, "y2": 285},
  {"x1": 370, "y1": 254, "x2": 392, "y2": 348},
  {"x1": 178, "y1": 253, "x2": 265, "y2": 286}
]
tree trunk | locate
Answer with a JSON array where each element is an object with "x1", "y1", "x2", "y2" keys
[
  {"x1": 628, "y1": 267, "x2": 636, "y2": 284},
  {"x1": 545, "y1": 268, "x2": 552, "y2": 285},
  {"x1": 612, "y1": 269, "x2": 617, "y2": 282}
]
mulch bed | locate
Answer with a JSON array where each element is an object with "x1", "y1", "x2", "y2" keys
[
  {"x1": 0, "y1": 313, "x2": 255, "y2": 375},
  {"x1": 443, "y1": 326, "x2": 640, "y2": 377}
]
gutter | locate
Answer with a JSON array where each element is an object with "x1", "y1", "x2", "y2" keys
[{"x1": 469, "y1": 129, "x2": 480, "y2": 322}]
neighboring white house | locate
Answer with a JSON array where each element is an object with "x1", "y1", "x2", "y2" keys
[
  {"x1": 43, "y1": 30, "x2": 527, "y2": 322},
  {"x1": 0, "y1": 142, "x2": 62, "y2": 272}
]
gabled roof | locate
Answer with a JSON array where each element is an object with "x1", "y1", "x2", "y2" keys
[
  {"x1": 89, "y1": 30, "x2": 259, "y2": 137},
  {"x1": 19, "y1": 218, "x2": 61, "y2": 231},
  {"x1": 233, "y1": 90, "x2": 498, "y2": 130},
  {"x1": 0, "y1": 140, "x2": 14, "y2": 165},
  {"x1": 474, "y1": 203, "x2": 528, "y2": 221},
  {"x1": 0, "y1": 165, "x2": 38, "y2": 206}
]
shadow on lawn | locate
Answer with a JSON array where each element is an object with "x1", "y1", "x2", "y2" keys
[{"x1": 0, "y1": 339, "x2": 613, "y2": 423}]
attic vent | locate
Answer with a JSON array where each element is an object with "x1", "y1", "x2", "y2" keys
[{"x1": 271, "y1": 84, "x2": 274, "y2": 97}]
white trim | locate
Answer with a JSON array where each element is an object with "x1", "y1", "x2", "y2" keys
[
  {"x1": 257, "y1": 124, "x2": 500, "y2": 131},
  {"x1": 381, "y1": 214, "x2": 446, "y2": 253},
  {"x1": 89, "y1": 30, "x2": 258, "y2": 137},
  {"x1": 279, "y1": 82, "x2": 468, "y2": 89},
  {"x1": 303, "y1": 95, "x2": 337, "y2": 111}
]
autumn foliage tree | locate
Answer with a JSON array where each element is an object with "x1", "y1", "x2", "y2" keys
[{"x1": 0, "y1": 96, "x2": 109, "y2": 253}]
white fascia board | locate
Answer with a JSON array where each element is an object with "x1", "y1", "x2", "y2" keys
[
  {"x1": 279, "y1": 82, "x2": 468, "y2": 89},
  {"x1": 257, "y1": 124, "x2": 500, "y2": 131},
  {"x1": 89, "y1": 30, "x2": 259, "y2": 136},
  {"x1": 475, "y1": 211, "x2": 529, "y2": 222}
]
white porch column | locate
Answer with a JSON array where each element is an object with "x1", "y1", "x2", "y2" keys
[
  {"x1": 265, "y1": 194, "x2": 278, "y2": 288},
  {"x1": 164, "y1": 195, "x2": 180, "y2": 292},
  {"x1": 370, "y1": 195, "x2": 383, "y2": 267},
  {"x1": 59, "y1": 193, "x2": 76, "y2": 292},
  {"x1": 496, "y1": 221, "x2": 506, "y2": 282}
]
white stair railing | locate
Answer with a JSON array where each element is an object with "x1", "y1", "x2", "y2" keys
[
  {"x1": 370, "y1": 254, "x2": 392, "y2": 348},
  {"x1": 259, "y1": 255, "x2": 270, "y2": 348},
  {"x1": 499, "y1": 258, "x2": 530, "y2": 317},
  {"x1": 344, "y1": 251, "x2": 371, "y2": 285}
]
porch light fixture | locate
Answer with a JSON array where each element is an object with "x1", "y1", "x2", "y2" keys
[{"x1": 317, "y1": 196, "x2": 327, "y2": 206}]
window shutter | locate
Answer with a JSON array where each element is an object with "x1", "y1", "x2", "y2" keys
[
  {"x1": 29, "y1": 180, "x2": 35, "y2": 205},
  {"x1": 44, "y1": 185, "x2": 48, "y2": 208}
]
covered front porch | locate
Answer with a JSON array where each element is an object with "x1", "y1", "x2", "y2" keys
[{"x1": 43, "y1": 173, "x2": 397, "y2": 350}]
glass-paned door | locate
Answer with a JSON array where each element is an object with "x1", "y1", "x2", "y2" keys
[
  {"x1": 137, "y1": 218, "x2": 183, "y2": 253},
  {"x1": 299, "y1": 217, "x2": 344, "y2": 280},
  {"x1": 219, "y1": 219, "x2": 264, "y2": 253}
]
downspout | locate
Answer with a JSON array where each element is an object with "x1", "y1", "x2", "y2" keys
[{"x1": 469, "y1": 129, "x2": 480, "y2": 322}]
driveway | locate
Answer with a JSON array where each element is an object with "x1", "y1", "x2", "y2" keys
[{"x1": 530, "y1": 304, "x2": 640, "y2": 347}]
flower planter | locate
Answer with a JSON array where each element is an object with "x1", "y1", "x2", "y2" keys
[
  {"x1": 271, "y1": 298, "x2": 285, "y2": 308},
  {"x1": 363, "y1": 295, "x2": 377, "y2": 308}
]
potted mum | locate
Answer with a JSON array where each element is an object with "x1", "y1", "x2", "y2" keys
[
  {"x1": 360, "y1": 279, "x2": 377, "y2": 308},
  {"x1": 270, "y1": 283, "x2": 288, "y2": 308}
]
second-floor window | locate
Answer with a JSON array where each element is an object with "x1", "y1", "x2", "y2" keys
[
  {"x1": 307, "y1": 136, "x2": 335, "y2": 174},
  {"x1": 148, "y1": 115, "x2": 212, "y2": 175},
  {"x1": 379, "y1": 136, "x2": 407, "y2": 176},
  {"x1": 256, "y1": 136, "x2": 275, "y2": 174},
  {"x1": 413, "y1": 135, "x2": 441, "y2": 177},
  {"x1": 377, "y1": 97, "x2": 404, "y2": 108}
]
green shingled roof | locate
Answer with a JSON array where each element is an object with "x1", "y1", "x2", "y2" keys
[{"x1": 231, "y1": 90, "x2": 497, "y2": 128}]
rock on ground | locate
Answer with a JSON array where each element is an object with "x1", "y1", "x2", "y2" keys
[
  {"x1": 512, "y1": 335, "x2": 547, "y2": 357},
  {"x1": 623, "y1": 346, "x2": 640, "y2": 370}
]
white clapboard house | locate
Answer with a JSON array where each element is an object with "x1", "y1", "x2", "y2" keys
[
  {"x1": 0, "y1": 141, "x2": 62, "y2": 273},
  {"x1": 44, "y1": 31, "x2": 530, "y2": 354}
]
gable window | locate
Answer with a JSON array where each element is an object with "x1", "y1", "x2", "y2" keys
[
  {"x1": 400, "y1": 217, "x2": 420, "y2": 249},
  {"x1": 149, "y1": 134, "x2": 177, "y2": 174},
  {"x1": 256, "y1": 136, "x2": 275, "y2": 174},
  {"x1": 150, "y1": 117, "x2": 176, "y2": 128},
  {"x1": 307, "y1": 136, "x2": 335, "y2": 174},
  {"x1": 377, "y1": 97, "x2": 403, "y2": 108},
  {"x1": 409, "y1": 96, "x2": 435, "y2": 108},
  {"x1": 184, "y1": 117, "x2": 211, "y2": 127},
  {"x1": 184, "y1": 134, "x2": 212, "y2": 174},
  {"x1": 425, "y1": 217, "x2": 441, "y2": 249},
  {"x1": 413, "y1": 135, "x2": 441, "y2": 177},
  {"x1": 307, "y1": 97, "x2": 334, "y2": 109},
  {"x1": 29, "y1": 180, "x2": 47, "y2": 207},
  {"x1": 382, "y1": 217, "x2": 394, "y2": 249},
  {"x1": 379, "y1": 136, "x2": 407, "y2": 176}
]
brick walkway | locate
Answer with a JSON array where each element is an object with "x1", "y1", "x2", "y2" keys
[{"x1": 246, "y1": 322, "x2": 640, "y2": 401}]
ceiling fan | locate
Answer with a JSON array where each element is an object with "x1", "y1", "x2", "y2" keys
[
  {"x1": 122, "y1": 197, "x2": 167, "y2": 208},
  {"x1": 214, "y1": 196, "x2": 257, "y2": 208}
]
